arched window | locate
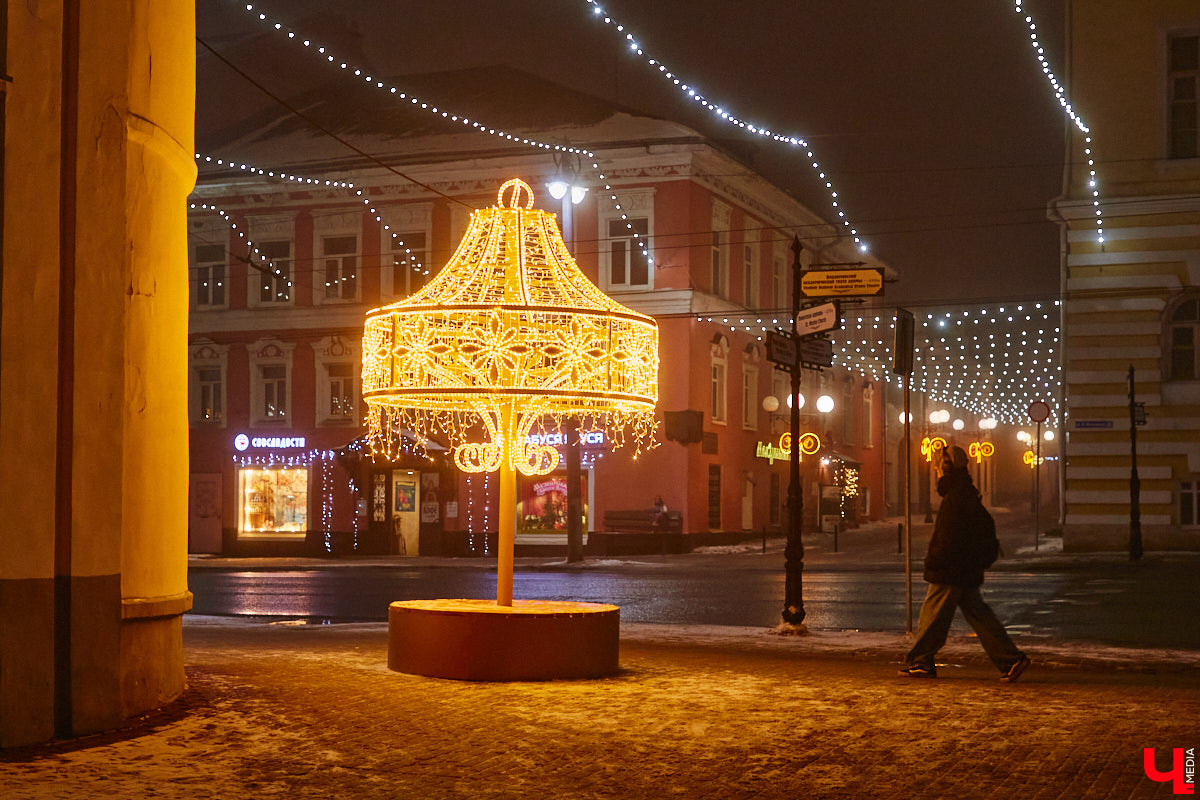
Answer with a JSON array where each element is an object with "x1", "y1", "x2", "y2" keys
[{"x1": 1168, "y1": 296, "x2": 1200, "y2": 380}]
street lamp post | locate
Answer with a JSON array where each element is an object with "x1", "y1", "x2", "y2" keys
[
  {"x1": 781, "y1": 237, "x2": 806, "y2": 626},
  {"x1": 548, "y1": 155, "x2": 589, "y2": 563}
]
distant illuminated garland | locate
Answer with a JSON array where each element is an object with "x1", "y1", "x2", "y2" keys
[{"x1": 362, "y1": 180, "x2": 659, "y2": 476}]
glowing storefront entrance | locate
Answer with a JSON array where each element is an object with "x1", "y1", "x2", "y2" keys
[{"x1": 238, "y1": 467, "x2": 308, "y2": 540}]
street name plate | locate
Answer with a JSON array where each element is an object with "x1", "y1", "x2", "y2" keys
[
  {"x1": 799, "y1": 337, "x2": 834, "y2": 368},
  {"x1": 800, "y1": 268, "x2": 883, "y2": 297},
  {"x1": 795, "y1": 302, "x2": 840, "y2": 335},
  {"x1": 767, "y1": 330, "x2": 797, "y2": 366},
  {"x1": 1072, "y1": 419, "x2": 1113, "y2": 429}
]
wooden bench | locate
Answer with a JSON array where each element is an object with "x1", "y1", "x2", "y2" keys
[{"x1": 592, "y1": 510, "x2": 684, "y2": 555}]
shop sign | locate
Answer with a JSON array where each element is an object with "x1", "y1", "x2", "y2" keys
[
  {"x1": 526, "y1": 431, "x2": 606, "y2": 446},
  {"x1": 754, "y1": 431, "x2": 821, "y2": 464},
  {"x1": 234, "y1": 433, "x2": 307, "y2": 451}
]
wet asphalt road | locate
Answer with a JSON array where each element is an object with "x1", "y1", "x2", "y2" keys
[{"x1": 186, "y1": 558, "x2": 1200, "y2": 650}]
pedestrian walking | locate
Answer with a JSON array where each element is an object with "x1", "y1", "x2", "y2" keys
[{"x1": 899, "y1": 444, "x2": 1031, "y2": 681}]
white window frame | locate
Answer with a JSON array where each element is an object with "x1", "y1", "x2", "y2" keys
[
  {"x1": 710, "y1": 335, "x2": 729, "y2": 425},
  {"x1": 742, "y1": 228, "x2": 759, "y2": 309},
  {"x1": 711, "y1": 199, "x2": 731, "y2": 299},
  {"x1": 246, "y1": 213, "x2": 296, "y2": 309},
  {"x1": 1167, "y1": 294, "x2": 1200, "y2": 381},
  {"x1": 249, "y1": 338, "x2": 296, "y2": 425},
  {"x1": 314, "y1": 212, "x2": 362, "y2": 304},
  {"x1": 1181, "y1": 479, "x2": 1200, "y2": 528},
  {"x1": 188, "y1": 339, "x2": 228, "y2": 427},
  {"x1": 188, "y1": 217, "x2": 229, "y2": 311},
  {"x1": 379, "y1": 203, "x2": 433, "y2": 299},
  {"x1": 314, "y1": 335, "x2": 361, "y2": 426},
  {"x1": 742, "y1": 343, "x2": 761, "y2": 431},
  {"x1": 599, "y1": 188, "x2": 656, "y2": 292}
]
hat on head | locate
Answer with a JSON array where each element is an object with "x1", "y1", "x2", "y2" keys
[{"x1": 945, "y1": 445, "x2": 969, "y2": 471}]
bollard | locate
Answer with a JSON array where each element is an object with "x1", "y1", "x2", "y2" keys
[
  {"x1": 833, "y1": 523, "x2": 839, "y2": 553},
  {"x1": 762, "y1": 525, "x2": 767, "y2": 554}
]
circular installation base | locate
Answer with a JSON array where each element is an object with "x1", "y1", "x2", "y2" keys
[{"x1": 388, "y1": 598, "x2": 620, "y2": 681}]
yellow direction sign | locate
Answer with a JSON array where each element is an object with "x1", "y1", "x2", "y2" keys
[{"x1": 800, "y1": 268, "x2": 883, "y2": 297}]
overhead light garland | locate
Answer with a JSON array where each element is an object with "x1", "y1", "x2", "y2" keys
[
  {"x1": 237, "y1": 3, "x2": 653, "y2": 266},
  {"x1": 695, "y1": 300, "x2": 1061, "y2": 426},
  {"x1": 193, "y1": 152, "x2": 429, "y2": 284},
  {"x1": 579, "y1": 0, "x2": 868, "y2": 254},
  {"x1": 1012, "y1": 0, "x2": 1104, "y2": 244}
]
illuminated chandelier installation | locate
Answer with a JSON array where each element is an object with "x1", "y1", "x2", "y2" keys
[{"x1": 361, "y1": 179, "x2": 659, "y2": 603}]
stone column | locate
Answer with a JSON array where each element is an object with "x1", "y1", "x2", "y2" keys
[{"x1": 1, "y1": 0, "x2": 195, "y2": 746}]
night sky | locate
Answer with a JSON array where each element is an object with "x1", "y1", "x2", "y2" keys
[{"x1": 196, "y1": 0, "x2": 1070, "y2": 307}]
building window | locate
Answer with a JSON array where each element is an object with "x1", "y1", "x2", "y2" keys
[
  {"x1": 197, "y1": 367, "x2": 223, "y2": 423},
  {"x1": 1169, "y1": 297, "x2": 1200, "y2": 380},
  {"x1": 708, "y1": 464, "x2": 721, "y2": 530},
  {"x1": 743, "y1": 242, "x2": 757, "y2": 308},
  {"x1": 742, "y1": 368, "x2": 757, "y2": 430},
  {"x1": 189, "y1": 340, "x2": 228, "y2": 427},
  {"x1": 321, "y1": 234, "x2": 359, "y2": 301},
  {"x1": 1182, "y1": 480, "x2": 1200, "y2": 527},
  {"x1": 1169, "y1": 34, "x2": 1200, "y2": 160},
  {"x1": 239, "y1": 467, "x2": 308, "y2": 540},
  {"x1": 607, "y1": 218, "x2": 650, "y2": 288},
  {"x1": 389, "y1": 231, "x2": 430, "y2": 298},
  {"x1": 193, "y1": 243, "x2": 226, "y2": 308},
  {"x1": 710, "y1": 336, "x2": 729, "y2": 425},
  {"x1": 327, "y1": 363, "x2": 355, "y2": 421},
  {"x1": 249, "y1": 339, "x2": 295, "y2": 425},
  {"x1": 710, "y1": 231, "x2": 728, "y2": 298},
  {"x1": 253, "y1": 240, "x2": 292, "y2": 304},
  {"x1": 862, "y1": 385, "x2": 874, "y2": 446},
  {"x1": 262, "y1": 365, "x2": 287, "y2": 420}
]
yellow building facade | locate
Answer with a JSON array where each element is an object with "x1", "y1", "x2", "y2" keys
[
  {"x1": 1056, "y1": 1, "x2": 1200, "y2": 550},
  {"x1": 1, "y1": 2, "x2": 195, "y2": 745}
]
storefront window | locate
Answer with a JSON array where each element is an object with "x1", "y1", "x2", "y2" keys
[
  {"x1": 239, "y1": 467, "x2": 308, "y2": 539},
  {"x1": 517, "y1": 472, "x2": 589, "y2": 533}
]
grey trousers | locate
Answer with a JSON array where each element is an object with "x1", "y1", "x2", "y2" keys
[{"x1": 904, "y1": 583, "x2": 1025, "y2": 673}]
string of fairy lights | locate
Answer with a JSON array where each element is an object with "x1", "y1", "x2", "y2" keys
[
  {"x1": 697, "y1": 301, "x2": 1061, "y2": 428},
  {"x1": 578, "y1": 0, "x2": 867, "y2": 255},
  {"x1": 1012, "y1": 0, "x2": 1104, "y2": 244},
  {"x1": 237, "y1": 3, "x2": 653, "y2": 266},
  {"x1": 193, "y1": 153, "x2": 430, "y2": 293}
]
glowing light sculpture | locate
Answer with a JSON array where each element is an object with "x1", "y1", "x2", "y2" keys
[{"x1": 362, "y1": 179, "x2": 659, "y2": 605}]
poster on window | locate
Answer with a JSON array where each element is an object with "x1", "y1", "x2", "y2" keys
[
  {"x1": 420, "y1": 472, "x2": 440, "y2": 523},
  {"x1": 394, "y1": 481, "x2": 417, "y2": 513},
  {"x1": 516, "y1": 472, "x2": 589, "y2": 533}
]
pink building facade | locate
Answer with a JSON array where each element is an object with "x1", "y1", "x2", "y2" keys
[{"x1": 188, "y1": 82, "x2": 893, "y2": 555}]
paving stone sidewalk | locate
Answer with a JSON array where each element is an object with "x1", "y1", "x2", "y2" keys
[{"x1": 2, "y1": 620, "x2": 1196, "y2": 799}]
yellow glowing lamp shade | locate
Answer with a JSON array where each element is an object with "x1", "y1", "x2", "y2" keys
[{"x1": 362, "y1": 179, "x2": 659, "y2": 477}]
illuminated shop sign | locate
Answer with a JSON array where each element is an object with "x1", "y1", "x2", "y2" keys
[
  {"x1": 233, "y1": 433, "x2": 307, "y2": 452},
  {"x1": 755, "y1": 432, "x2": 821, "y2": 464},
  {"x1": 525, "y1": 432, "x2": 606, "y2": 446}
]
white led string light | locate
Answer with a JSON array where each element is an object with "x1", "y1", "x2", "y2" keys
[
  {"x1": 194, "y1": 153, "x2": 429, "y2": 287},
  {"x1": 238, "y1": 3, "x2": 653, "y2": 264},
  {"x1": 188, "y1": 200, "x2": 291, "y2": 298},
  {"x1": 695, "y1": 300, "x2": 1061, "y2": 426},
  {"x1": 1013, "y1": 0, "x2": 1104, "y2": 244},
  {"x1": 580, "y1": 0, "x2": 868, "y2": 254}
]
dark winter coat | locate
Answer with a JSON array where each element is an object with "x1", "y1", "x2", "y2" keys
[{"x1": 923, "y1": 467, "x2": 997, "y2": 587}]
